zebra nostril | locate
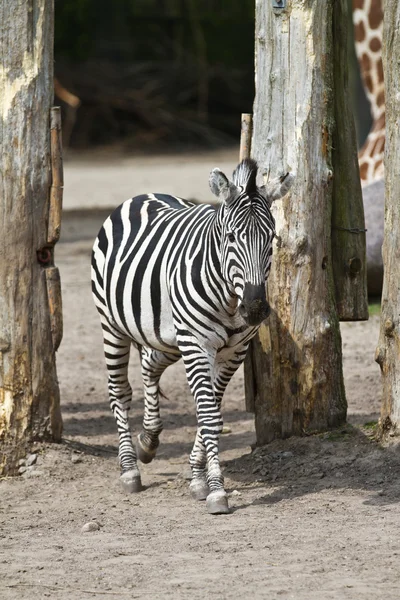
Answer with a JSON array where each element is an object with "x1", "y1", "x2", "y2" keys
[{"x1": 239, "y1": 303, "x2": 248, "y2": 318}]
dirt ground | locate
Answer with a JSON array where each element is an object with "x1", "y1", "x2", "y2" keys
[
  {"x1": 1, "y1": 236, "x2": 399, "y2": 599},
  {"x1": 62, "y1": 148, "x2": 239, "y2": 211}
]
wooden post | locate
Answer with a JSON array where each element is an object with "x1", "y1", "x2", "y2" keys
[
  {"x1": 240, "y1": 113, "x2": 255, "y2": 415},
  {"x1": 375, "y1": 0, "x2": 400, "y2": 438},
  {"x1": 239, "y1": 114, "x2": 253, "y2": 162},
  {"x1": 247, "y1": 0, "x2": 347, "y2": 444},
  {"x1": 48, "y1": 107, "x2": 64, "y2": 245},
  {"x1": 47, "y1": 107, "x2": 64, "y2": 352},
  {"x1": 0, "y1": 0, "x2": 62, "y2": 475},
  {"x1": 331, "y1": 0, "x2": 368, "y2": 321},
  {"x1": 239, "y1": 114, "x2": 257, "y2": 414}
]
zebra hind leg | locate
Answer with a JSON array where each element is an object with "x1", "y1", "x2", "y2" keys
[
  {"x1": 136, "y1": 348, "x2": 180, "y2": 464},
  {"x1": 102, "y1": 319, "x2": 142, "y2": 493}
]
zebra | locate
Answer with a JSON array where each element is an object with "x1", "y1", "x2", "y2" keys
[{"x1": 91, "y1": 158, "x2": 293, "y2": 514}]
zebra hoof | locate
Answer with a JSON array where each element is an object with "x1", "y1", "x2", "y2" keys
[
  {"x1": 120, "y1": 469, "x2": 142, "y2": 493},
  {"x1": 136, "y1": 433, "x2": 157, "y2": 464},
  {"x1": 206, "y1": 490, "x2": 230, "y2": 515},
  {"x1": 189, "y1": 478, "x2": 209, "y2": 501}
]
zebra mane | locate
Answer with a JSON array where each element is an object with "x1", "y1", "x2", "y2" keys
[{"x1": 232, "y1": 158, "x2": 258, "y2": 195}]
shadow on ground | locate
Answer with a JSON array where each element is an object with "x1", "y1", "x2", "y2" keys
[
  {"x1": 62, "y1": 399, "x2": 400, "y2": 513},
  {"x1": 223, "y1": 425, "x2": 400, "y2": 510}
]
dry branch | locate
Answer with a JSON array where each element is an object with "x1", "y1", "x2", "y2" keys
[
  {"x1": 45, "y1": 267, "x2": 63, "y2": 352},
  {"x1": 48, "y1": 107, "x2": 64, "y2": 245}
]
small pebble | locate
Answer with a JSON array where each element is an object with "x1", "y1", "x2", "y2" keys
[
  {"x1": 221, "y1": 426, "x2": 232, "y2": 434},
  {"x1": 18, "y1": 466, "x2": 27, "y2": 475},
  {"x1": 81, "y1": 521, "x2": 100, "y2": 533},
  {"x1": 281, "y1": 451, "x2": 294, "y2": 459},
  {"x1": 18, "y1": 458, "x2": 26, "y2": 467},
  {"x1": 26, "y1": 454, "x2": 37, "y2": 466},
  {"x1": 230, "y1": 490, "x2": 241, "y2": 497},
  {"x1": 23, "y1": 467, "x2": 43, "y2": 478},
  {"x1": 71, "y1": 455, "x2": 82, "y2": 464}
]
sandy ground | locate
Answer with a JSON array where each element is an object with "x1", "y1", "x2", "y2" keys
[
  {"x1": 1, "y1": 154, "x2": 399, "y2": 600},
  {"x1": 63, "y1": 148, "x2": 239, "y2": 210}
]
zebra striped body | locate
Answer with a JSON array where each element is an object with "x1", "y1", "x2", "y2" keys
[
  {"x1": 93, "y1": 194, "x2": 257, "y2": 353},
  {"x1": 91, "y1": 159, "x2": 293, "y2": 514}
]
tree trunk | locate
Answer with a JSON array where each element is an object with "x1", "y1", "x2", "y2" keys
[
  {"x1": 375, "y1": 0, "x2": 400, "y2": 438},
  {"x1": 331, "y1": 0, "x2": 368, "y2": 321},
  {"x1": 0, "y1": 0, "x2": 62, "y2": 475},
  {"x1": 247, "y1": 0, "x2": 347, "y2": 444}
]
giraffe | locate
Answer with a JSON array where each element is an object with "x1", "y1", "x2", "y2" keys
[{"x1": 352, "y1": 0, "x2": 385, "y2": 186}]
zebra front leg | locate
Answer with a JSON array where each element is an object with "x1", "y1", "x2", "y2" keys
[
  {"x1": 136, "y1": 348, "x2": 180, "y2": 464},
  {"x1": 102, "y1": 319, "x2": 142, "y2": 493},
  {"x1": 178, "y1": 337, "x2": 229, "y2": 514},
  {"x1": 189, "y1": 430, "x2": 209, "y2": 500},
  {"x1": 189, "y1": 352, "x2": 248, "y2": 504}
]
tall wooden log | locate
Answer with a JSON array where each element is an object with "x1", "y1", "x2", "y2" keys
[
  {"x1": 375, "y1": 0, "x2": 400, "y2": 438},
  {"x1": 331, "y1": 0, "x2": 368, "y2": 321},
  {"x1": 249, "y1": 0, "x2": 347, "y2": 444},
  {"x1": 0, "y1": 0, "x2": 62, "y2": 475}
]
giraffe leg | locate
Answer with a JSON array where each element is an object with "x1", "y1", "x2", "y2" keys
[
  {"x1": 136, "y1": 348, "x2": 180, "y2": 464},
  {"x1": 100, "y1": 316, "x2": 142, "y2": 493}
]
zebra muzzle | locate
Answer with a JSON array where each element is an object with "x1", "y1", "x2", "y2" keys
[{"x1": 239, "y1": 283, "x2": 270, "y2": 326}]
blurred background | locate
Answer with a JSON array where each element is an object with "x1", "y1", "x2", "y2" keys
[
  {"x1": 55, "y1": 0, "x2": 255, "y2": 151},
  {"x1": 56, "y1": 0, "x2": 377, "y2": 240},
  {"x1": 55, "y1": 0, "x2": 371, "y2": 154}
]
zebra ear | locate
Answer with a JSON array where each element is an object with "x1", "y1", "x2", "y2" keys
[
  {"x1": 209, "y1": 168, "x2": 239, "y2": 205},
  {"x1": 261, "y1": 172, "x2": 295, "y2": 204}
]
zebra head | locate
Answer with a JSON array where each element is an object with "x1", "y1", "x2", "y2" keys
[{"x1": 209, "y1": 158, "x2": 294, "y2": 326}]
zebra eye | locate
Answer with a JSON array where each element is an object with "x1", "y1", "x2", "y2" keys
[{"x1": 227, "y1": 231, "x2": 235, "y2": 243}]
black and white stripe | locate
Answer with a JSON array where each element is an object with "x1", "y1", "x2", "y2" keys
[{"x1": 91, "y1": 158, "x2": 293, "y2": 513}]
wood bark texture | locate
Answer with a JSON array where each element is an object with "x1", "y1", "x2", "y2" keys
[
  {"x1": 375, "y1": 0, "x2": 400, "y2": 437},
  {"x1": 247, "y1": 0, "x2": 346, "y2": 444},
  {"x1": 331, "y1": 0, "x2": 368, "y2": 321},
  {"x1": 0, "y1": 0, "x2": 62, "y2": 475},
  {"x1": 239, "y1": 113, "x2": 253, "y2": 162}
]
